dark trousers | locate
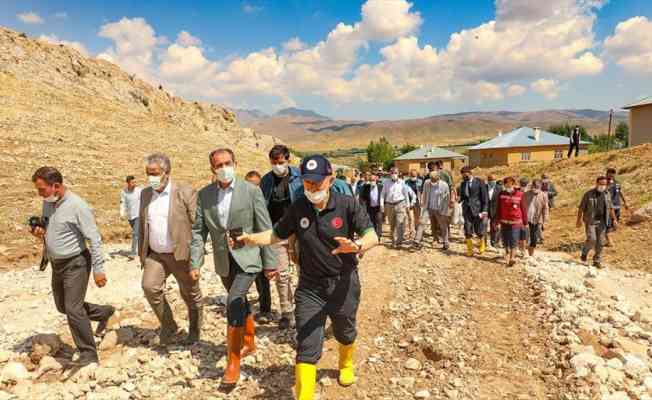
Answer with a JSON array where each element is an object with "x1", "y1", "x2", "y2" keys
[
  {"x1": 528, "y1": 223, "x2": 541, "y2": 248},
  {"x1": 568, "y1": 142, "x2": 579, "y2": 158},
  {"x1": 220, "y1": 255, "x2": 257, "y2": 327},
  {"x1": 128, "y1": 218, "x2": 139, "y2": 256},
  {"x1": 463, "y1": 209, "x2": 485, "y2": 239},
  {"x1": 367, "y1": 206, "x2": 383, "y2": 238},
  {"x1": 295, "y1": 270, "x2": 361, "y2": 364},
  {"x1": 51, "y1": 250, "x2": 113, "y2": 358},
  {"x1": 489, "y1": 219, "x2": 499, "y2": 246},
  {"x1": 582, "y1": 222, "x2": 607, "y2": 263},
  {"x1": 255, "y1": 272, "x2": 272, "y2": 313}
]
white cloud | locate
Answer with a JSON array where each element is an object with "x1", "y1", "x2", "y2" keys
[
  {"x1": 283, "y1": 37, "x2": 306, "y2": 52},
  {"x1": 604, "y1": 16, "x2": 652, "y2": 76},
  {"x1": 97, "y1": 17, "x2": 160, "y2": 80},
  {"x1": 54, "y1": 12, "x2": 68, "y2": 19},
  {"x1": 91, "y1": 0, "x2": 607, "y2": 110},
  {"x1": 506, "y1": 84, "x2": 527, "y2": 97},
  {"x1": 243, "y1": 3, "x2": 263, "y2": 14},
  {"x1": 530, "y1": 78, "x2": 559, "y2": 99},
  {"x1": 176, "y1": 30, "x2": 202, "y2": 47},
  {"x1": 17, "y1": 11, "x2": 43, "y2": 24},
  {"x1": 38, "y1": 34, "x2": 89, "y2": 56}
]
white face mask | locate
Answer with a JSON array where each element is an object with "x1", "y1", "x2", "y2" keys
[
  {"x1": 271, "y1": 163, "x2": 289, "y2": 176},
  {"x1": 44, "y1": 194, "x2": 60, "y2": 203},
  {"x1": 148, "y1": 175, "x2": 164, "y2": 190},
  {"x1": 216, "y1": 166, "x2": 235, "y2": 184},
  {"x1": 305, "y1": 189, "x2": 328, "y2": 204},
  {"x1": 597, "y1": 185, "x2": 607, "y2": 192},
  {"x1": 505, "y1": 187, "x2": 514, "y2": 193},
  {"x1": 391, "y1": 174, "x2": 399, "y2": 181}
]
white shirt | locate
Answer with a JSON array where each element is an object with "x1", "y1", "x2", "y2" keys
[
  {"x1": 381, "y1": 179, "x2": 412, "y2": 207},
  {"x1": 147, "y1": 181, "x2": 174, "y2": 253},
  {"x1": 369, "y1": 184, "x2": 380, "y2": 207},
  {"x1": 120, "y1": 186, "x2": 142, "y2": 220},
  {"x1": 217, "y1": 179, "x2": 236, "y2": 227}
]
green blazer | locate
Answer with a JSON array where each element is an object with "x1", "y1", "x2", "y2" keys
[{"x1": 190, "y1": 178, "x2": 277, "y2": 277}]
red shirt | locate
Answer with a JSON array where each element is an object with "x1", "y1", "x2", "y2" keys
[{"x1": 497, "y1": 189, "x2": 528, "y2": 226}]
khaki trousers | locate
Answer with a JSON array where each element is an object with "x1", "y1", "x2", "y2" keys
[
  {"x1": 142, "y1": 251, "x2": 203, "y2": 315},
  {"x1": 272, "y1": 242, "x2": 294, "y2": 314},
  {"x1": 385, "y1": 202, "x2": 408, "y2": 246}
]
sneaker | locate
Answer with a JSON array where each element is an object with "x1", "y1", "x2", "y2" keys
[
  {"x1": 278, "y1": 313, "x2": 295, "y2": 330},
  {"x1": 255, "y1": 311, "x2": 274, "y2": 325}
]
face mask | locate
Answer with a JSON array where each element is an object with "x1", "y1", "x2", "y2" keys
[
  {"x1": 505, "y1": 187, "x2": 514, "y2": 193},
  {"x1": 410, "y1": 177, "x2": 417, "y2": 181},
  {"x1": 597, "y1": 185, "x2": 607, "y2": 192},
  {"x1": 463, "y1": 175, "x2": 470, "y2": 181},
  {"x1": 369, "y1": 181, "x2": 377, "y2": 187},
  {"x1": 271, "y1": 163, "x2": 288, "y2": 177},
  {"x1": 148, "y1": 175, "x2": 164, "y2": 190},
  {"x1": 431, "y1": 179, "x2": 438, "y2": 183},
  {"x1": 216, "y1": 166, "x2": 235, "y2": 183},
  {"x1": 391, "y1": 174, "x2": 399, "y2": 181},
  {"x1": 533, "y1": 188, "x2": 540, "y2": 193},
  {"x1": 488, "y1": 181, "x2": 496, "y2": 188},
  {"x1": 44, "y1": 194, "x2": 60, "y2": 203},
  {"x1": 305, "y1": 189, "x2": 328, "y2": 204}
]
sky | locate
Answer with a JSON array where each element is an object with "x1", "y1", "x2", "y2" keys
[{"x1": 2, "y1": 0, "x2": 652, "y2": 120}]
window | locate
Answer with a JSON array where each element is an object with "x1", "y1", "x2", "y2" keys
[
  {"x1": 521, "y1": 152, "x2": 531, "y2": 161},
  {"x1": 554, "y1": 149, "x2": 563, "y2": 159}
]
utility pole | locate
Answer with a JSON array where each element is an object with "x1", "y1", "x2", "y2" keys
[{"x1": 607, "y1": 108, "x2": 614, "y2": 151}]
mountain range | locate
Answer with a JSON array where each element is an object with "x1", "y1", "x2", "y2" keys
[{"x1": 233, "y1": 107, "x2": 628, "y2": 151}]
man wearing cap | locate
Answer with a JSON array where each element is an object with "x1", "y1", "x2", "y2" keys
[{"x1": 237, "y1": 155, "x2": 379, "y2": 400}]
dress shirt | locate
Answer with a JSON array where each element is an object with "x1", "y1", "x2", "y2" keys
[
  {"x1": 369, "y1": 184, "x2": 380, "y2": 207},
  {"x1": 120, "y1": 186, "x2": 142, "y2": 221},
  {"x1": 217, "y1": 179, "x2": 236, "y2": 227},
  {"x1": 381, "y1": 179, "x2": 411, "y2": 207},
  {"x1": 147, "y1": 180, "x2": 174, "y2": 253}
]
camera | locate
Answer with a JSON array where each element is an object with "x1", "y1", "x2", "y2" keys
[{"x1": 28, "y1": 216, "x2": 48, "y2": 231}]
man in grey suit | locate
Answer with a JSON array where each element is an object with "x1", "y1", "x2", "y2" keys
[{"x1": 190, "y1": 148, "x2": 278, "y2": 385}]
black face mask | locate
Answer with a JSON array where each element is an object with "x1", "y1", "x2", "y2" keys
[{"x1": 463, "y1": 175, "x2": 471, "y2": 181}]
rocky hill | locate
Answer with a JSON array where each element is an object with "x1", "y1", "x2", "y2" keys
[
  {"x1": 0, "y1": 27, "x2": 278, "y2": 268},
  {"x1": 238, "y1": 108, "x2": 627, "y2": 152}
]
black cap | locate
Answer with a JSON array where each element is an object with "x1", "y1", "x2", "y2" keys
[{"x1": 300, "y1": 155, "x2": 332, "y2": 183}]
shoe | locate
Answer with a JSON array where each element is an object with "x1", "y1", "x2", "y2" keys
[
  {"x1": 593, "y1": 261, "x2": 604, "y2": 269},
  {"x1": 241, "y1": 314, "x2": 256, "y2": 358},
  {"x1": 223, "y1": 326, "x2": 244, "y2": 385},
  {"x1": 295, "y1": 363, "x2": 317, "y2": 400},
  {"x1": 156, "y1": 300, "x2": 179, "y2": 346},
  {"x1": 478, "y1": 239, "x2": 486, "y2": 255},
  {"x1": 73, "y1": 353, "x2": 99, "y2": 367},
  {"x1": 183, "y1": 307, "x2": 203, "y2": 345},
  {"x1": 465, "y1": 239, "x2": 474, "y2": 256},
  {"x1": 580, "y1": 254, "x2": 588, "y2": 263},
  {"x1": 412, "y1": 242, "x2": 423, "y2": 250},
  {"x1": 254, "y1": 311, "x2": 274, "y2": 325},
  {"x1": 442, "y1": 244, "x2": 449, "y2": 251},
  {"x1": 338, "y1": 342, "x2": 356, "y2": 387},
  {"x1": 95, "y1": 305, "x2": 115, "y2": 337},
  {"x1": 278, "y1": 312, "x2": 295, "y2": 330}
]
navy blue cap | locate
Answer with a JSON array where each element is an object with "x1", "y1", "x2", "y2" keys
[{"x1": 300, "y1": 155, "x2": 333, "y2": 183}]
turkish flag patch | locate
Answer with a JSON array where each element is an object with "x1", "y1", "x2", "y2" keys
[{"x1": 331, "y1": 216, "x2": 343, "y2": 229}]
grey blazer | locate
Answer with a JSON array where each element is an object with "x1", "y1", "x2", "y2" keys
[{"x1": 190, "y1": 178, "x2": 277, "y2": 277}]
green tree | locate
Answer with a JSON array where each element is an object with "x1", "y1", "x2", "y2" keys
[
  {"x1": 615, "y1": 121, "x2": 629, "y2": 146},
  {"x1": 366, "y1": 137, "x2": 396, "y2": 170},
  {"x1": 398, "y1": 143, "x2": 419, "y2": 156}
]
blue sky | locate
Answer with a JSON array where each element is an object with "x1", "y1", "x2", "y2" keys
[{"x1": 2, "y1": 0, "x2": 652, "y2": 120}]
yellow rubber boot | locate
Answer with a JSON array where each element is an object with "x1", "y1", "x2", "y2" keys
[
  {"x1": 295, "y1": 363, "x2": 317, "y2": 400},
  {"x1": 478, "y1": 238, "x2": 486, "y2": 255},
  {"x1": 338, "y1": 343, "x2": 356, "y2": 386},
  {"x1": 466, "y1": 239, "x2": 474, "y2": 256}
]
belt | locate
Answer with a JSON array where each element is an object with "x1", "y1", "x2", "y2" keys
[
  {"x1": 385, "y1": 200, "x2": 405, "y2": 206},
  {"x1": 51, "y1": 249, "x2": 89, "y2": 267}
]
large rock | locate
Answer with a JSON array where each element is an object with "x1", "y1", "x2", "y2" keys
[
  {"x1": 623, "y1": 354, "x2": 648, "y2": 380},
  {"x1": 1, "y1": 362, "x2": 29, "y2": 383},
  {"x1": 37, "y1": 356, "x2": 63, "y2": 377},
  {"x1": 630, "y1": 202, "x2": 652, "y2": 224},
  {"x1": 30, "y1": 333, "x2": 63, "y2": 363},
  {"x1": 98, "y1": 330, "x2": 119, "y2": 350}
]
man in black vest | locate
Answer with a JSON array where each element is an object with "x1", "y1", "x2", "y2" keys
[{"x1": 568, "y1": 125, "x2": 581, "y2": 158}]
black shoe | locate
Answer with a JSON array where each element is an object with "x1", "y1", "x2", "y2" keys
[
  {"x1": 412, "y1": 242, "x2": 423, "y2": 250},
  {"x1": 255, "y1": 311, "x2": 274, "y2": 325},
  {"x1": 442, "y1": 244, "x2": 449, "y2": 251},
  {"x1": 74, "y1": 353, "x2": 99, "y2": 367},
  {"x1": 278, "y1": 313, "x2": 295, "y2": 330},
  {"x1": 593, "y1": 261, "x2": 603, "y2": 269},
  {"x1": 95, "y1": 306, "x2": 115, "y2": 337},
  {"x1": 580, "y1": 254, "x2": 588, "y2": 263}
]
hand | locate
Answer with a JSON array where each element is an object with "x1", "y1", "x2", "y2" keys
[
  {"x1": 31, "y1": 226, "x2": 46, "y2": 239},
  {"x1": 94, "y1": 272, "x2": 107, "y2": 288},
  {"x1": 236, "y1": 233, "x2": 254, "y2": 247},
  {"x1": 480, "y1": 212, "x2": 488, "y2": 219},
  {"x1": 264, "y1": 269, "x2": 280, "y2": 281},
  {"x1": 332, "y1": 237, "x2": 360, "y2": 255},
  {"x1": 612, "y1": 220, "x2": 618, "y2": 229},
  {"x1": 189, "y1": 269, "x2": 200, "y2": 281}
]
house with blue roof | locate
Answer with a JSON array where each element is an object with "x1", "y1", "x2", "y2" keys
[
  {"x1": 393, "y1": 145, "x2": 467, "y2": 174},
  {"x1": 623, "y1": 96, "x2": 652, "y2": 147},
  {"x1": 467, "y1": 126, "x2": 589, "y2": 168}
]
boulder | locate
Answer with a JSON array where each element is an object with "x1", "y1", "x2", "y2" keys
[
  {"x1": 30, "y1": 333, "x2": 63, "y2": 363},
  {"x1": 630, "y1": 202, "x2": 652, "y2": 224},
  {"x1": 1, "y1": 362, "x2": 29, "y2": 383},
  {"x1": 37, "y1": 356, "x2": 63, "y2": 377}
]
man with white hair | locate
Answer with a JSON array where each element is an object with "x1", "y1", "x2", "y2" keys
[
  {"x1": 413, "y1": 171, "x2": 451, "y2": 251},
  {"x1": 138, "y1": 153, "x2": 202, "y2": 346}
]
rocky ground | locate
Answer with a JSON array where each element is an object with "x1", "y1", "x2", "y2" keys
[{"x1": 2, "y1": 228, "x2": 652, "y2": 399}]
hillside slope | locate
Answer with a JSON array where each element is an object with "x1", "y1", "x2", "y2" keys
[
  {"x1": 238, "y1": 108, "x2": 626, "y2": 151},
  {"x1": 476, "y1": 144, "x2": 652, "y2": 272},
  {"x1": 0, "y1": 27, "x2": 278, "y2": 268}
]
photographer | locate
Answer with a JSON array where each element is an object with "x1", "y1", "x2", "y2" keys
[{"x1": 30, "y1": 167, "x2": 114, "y2": 366}]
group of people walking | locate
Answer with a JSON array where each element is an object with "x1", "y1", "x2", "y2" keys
[{"x1": 29, "y1": 142, "x2": 627, "y2": 399}]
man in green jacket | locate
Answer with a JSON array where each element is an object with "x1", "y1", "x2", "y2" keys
[{"x1": 190, "y1": 148, "x2": 278, "y2": 385}]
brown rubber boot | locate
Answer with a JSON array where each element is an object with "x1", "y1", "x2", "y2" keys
[
  {"x1": 241, "y1": 314, "x2": 256, "y2": 358},
  {"x1": 223, "y1": 326, "x2": 244, "y2": 385},
  {"x1": 183, "y1": 307, "x2": 203, "y2": 345},
  {"x1": 152, "y1": 299, "x2": 179, "y2": 345}
]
